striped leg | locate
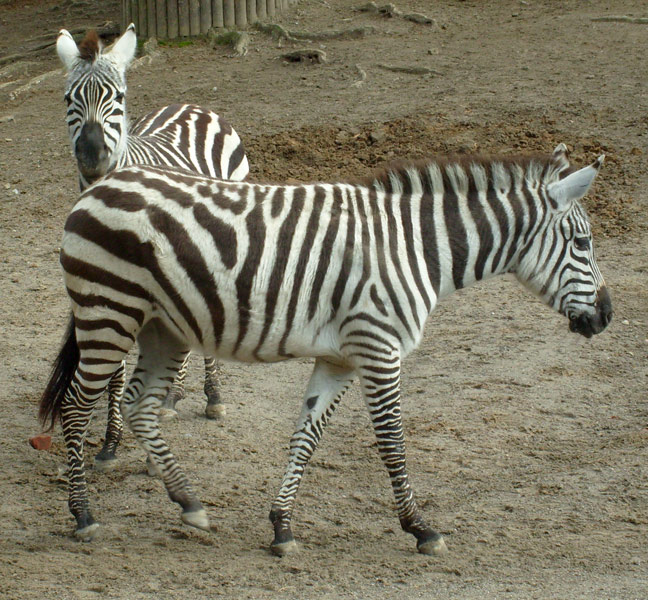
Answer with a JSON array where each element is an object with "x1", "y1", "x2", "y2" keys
[
  {"x1": 203, "y1": 356, "x2": 225, "y2": 420},
  {"x1": 94, "y1": 360, "x2": 126, "y2": 471},
  {"x1": 269, "y1": 359, "x2": 355, "y2": 555},
  {"x1": 160, "y1": 354, "x2": 189, "y2": 419},
  {"x1": 121, "y1": 321, "x2": 209, "y2": 531},
  {"x1": 61, "y1": 359, "x2": 124, "y2": 540},
  {"x1": 355, "y1": 353, "x2": 447, "y2": 555}
]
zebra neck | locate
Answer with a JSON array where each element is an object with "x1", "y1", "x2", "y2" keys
[{"x1": 418, "y1": 183, "x2": 537, "y2": 301}]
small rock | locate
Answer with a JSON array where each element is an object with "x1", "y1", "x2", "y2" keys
[
  {"x1": 369, "y1": 129, "x2": 386, "y2": 143},
  {"x1": 29, "y1": 434, "x2": 52, "y2": 451}
]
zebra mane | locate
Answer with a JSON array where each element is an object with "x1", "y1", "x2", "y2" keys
[
  {"x1": 364, "y1": 153, "x2": 571, "y2": 196},
  {"x1": 78, "y1": 30, "x2": 102, "y2": 62}
]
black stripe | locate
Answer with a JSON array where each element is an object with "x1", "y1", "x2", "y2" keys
[
  {"x1": 308, "y1": 186, "x2": 338, "y2": 321},
  {"x1": 279, "y1": 187, "x2": 323, "y2": 356},
  {"x1": 234, "y1": 196, "x2": 267, "y2": 354}
]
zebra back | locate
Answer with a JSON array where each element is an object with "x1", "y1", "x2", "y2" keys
[{"x1": 125, "y1": 104, "x2": 249, "y2": 181}]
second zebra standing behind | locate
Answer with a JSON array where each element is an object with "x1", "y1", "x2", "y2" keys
[{"x1": 56, "y1": 24, "x2": 248, "y2": 468}]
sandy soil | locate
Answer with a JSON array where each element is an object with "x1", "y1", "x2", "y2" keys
[{"x1": 0, "y1": 1, "x2": 646, "y2": 598}]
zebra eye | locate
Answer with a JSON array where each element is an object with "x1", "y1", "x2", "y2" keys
[
  {"x1": 115, "y1": 92, "x2": 125, "y2": 102},
  {"x1": 64, "y1": 93, "x2": 72, "y2": 105},
  {"x1": 574, "y1": 236, "x2": 590, "y2": 251}
]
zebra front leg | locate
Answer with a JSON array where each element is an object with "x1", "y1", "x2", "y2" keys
[
  {"x1": 123, "y1": 323, "x2": 209, "y2": 531},
  {"x1": 160, "y1": 354, "x2": 189, "y2": 420},
  {"x1": 94, "y1": 360, "x2": 126, "y2": 471},
  {"x1": 203, "y1": 356, "x2": 225, "y2": 420},
  {"x1": 269, "y1": 359, "x2": 355, "y2": 556},
  {"x1": 356, "y1": 358, "x2": 447, "y2": 556}
]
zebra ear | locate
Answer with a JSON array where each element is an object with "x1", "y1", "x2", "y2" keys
[
  {"x1": 107, "y1": 24, "x2": 137, "y2": 70},
  {"x1": 57, "y1": 29, "x2": 80, "y2": 71},
  {"x1": 552, "y1": 143, "x2": 570, "y2": 171},
  {"x1": 547, "y1": 155, "x2": 605, "y2": 207}
]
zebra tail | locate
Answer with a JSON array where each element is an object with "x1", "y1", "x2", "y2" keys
[{"x1": 39, "y1": 315, "x2": 79, "y2": 431}]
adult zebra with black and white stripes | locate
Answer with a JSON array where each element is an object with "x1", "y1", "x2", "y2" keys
[
  {"x1": 40, "y1": 144, "x2": 612, "y2": 554},
  {"x1": 56, "y1": 24, "x2": 248, "y2": 467}
]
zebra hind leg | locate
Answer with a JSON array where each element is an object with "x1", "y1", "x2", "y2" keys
[
  {"x1": 203, "y1": 356, "x2": 225, "y2": 420},
  {"x1": 159, "y1": 353, "x2": 189, "y2": 420},
  {"x1": 355, "y1": 355, "x2": 447, "y2": 556},
  {"x1": 60, "y1": 358, "x2": 125, "y2": 540},
  {"x1": 94, "y1": 360, "x2": 126, "y2": 472},
  {"x1": 269, "y1": 358, "x2": 355, "y2": 556},
  {"x1": 121, "y1": 320, "x2": 209, "y2": 532}
]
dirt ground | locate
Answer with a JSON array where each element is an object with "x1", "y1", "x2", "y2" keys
[{"x1": 0, "y1": 0, "x2": 646, "y2": 598}]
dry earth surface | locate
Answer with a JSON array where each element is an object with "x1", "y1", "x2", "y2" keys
[{"x1": 0, "y1": 1, "x2": 647, "y2": 599}]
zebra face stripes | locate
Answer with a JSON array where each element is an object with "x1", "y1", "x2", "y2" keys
[
  {"x1": 41, "y1": 147, "x2": 611, "y2": 553},
  {"x1": 58, "y1": 27, "x2": 134, "y2": 187}
]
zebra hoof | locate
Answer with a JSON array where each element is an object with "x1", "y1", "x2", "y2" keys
[
  {"x1": 75, "y1": 522, "x2": 100, "y2": 542},
  {"x1": 94, "y1": 456, "x2": 118, "y2": 473},
  {"x1": 205, "y1": 403, "x2": 226, "y2": 420},
  {"x1": 181, "y1": 508, "x2": 210, "y2": 532},
  {"x1": 159, "y1": 407, "x2": 178, "y2": 422},
  {"x1": 417, "y1": 534, "x2": 448, "y2": 556},
  {"x1": 146, "y1": 456, "x2": 161, "y2": 478},
  {"x1": 270, "y1": 539, "x2": 298, "y2": 556}
]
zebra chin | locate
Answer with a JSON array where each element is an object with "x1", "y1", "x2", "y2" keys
[{"x1": 567, "y1": 286, "x2": 613, "y2": 338}]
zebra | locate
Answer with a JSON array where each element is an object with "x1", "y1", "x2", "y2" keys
[
  {"x1": 56, "y1": 24, "x2": 249, "y2": 468},
  {"x1": 40, "y1": 144, "x2": 612, "y2": 555}
]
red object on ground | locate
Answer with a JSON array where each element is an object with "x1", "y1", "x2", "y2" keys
[{"x1": 29, "y1": 434, "x2": 52, "y2": 451}]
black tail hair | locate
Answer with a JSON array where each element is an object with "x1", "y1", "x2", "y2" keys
[{"x1": 39, "y1": 316, "x2": 79, "y2": 431}]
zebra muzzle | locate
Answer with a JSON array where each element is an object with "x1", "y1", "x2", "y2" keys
[
  {"x1": 75, "y1": 122, "x2": 110, "y2": 177},
  {"x1": 568, "y1": 285, "x2": 613, "y2": 338}
]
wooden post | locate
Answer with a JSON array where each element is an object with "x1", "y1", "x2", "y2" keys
[
  {"x1": 167, "y1": 0, "x2": 179, "y2": 38},
  {"x1": 212, "y1": 0, "x2": 224, "y2": 28},
  {"x1": 247, "y1": 0, "x2": 257, "y2": 24},
  {"x1": 147, "y1": 0, "x2": 157, "y2": 38},
  {"x1": 189, "y1": 0, "x2": 200, "y2": 35},
  {"x1": 122, "y1": 0, "x2": 130, "y2": 31},
  {"x1": 235, "y1": 0, "x2": 247, "y2": 27},
  {"x1": 223, "y1": 0, "x2": 235, "y2": 27},
  {"x1": 267, "y1": 0, "x2": 275, "y2": 19},
  {"x1": 138, "y1": 0, "x2": 147, "y2": 37},
  {"x1": 200, "y1": 0, "x2": 212, "y2": 33},
  {"x1": 256, "y1": 0, "x2": 266, "y2": 20},
  {"x1": 178, "y1": 0, "x2": 190, "y2": 36},
  {"x1": 156, "y1": 0, "x2": 168, "y2": 39}
]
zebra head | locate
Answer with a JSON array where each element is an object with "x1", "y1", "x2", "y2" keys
[
  {"x1": 57, "y1": 24, "x2": 137, "y2": 187},
  {"x1": 514, "y1": 144, "x2": 612, "y2": 338}
]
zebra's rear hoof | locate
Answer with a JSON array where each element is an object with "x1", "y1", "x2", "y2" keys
[
  {"x1": 159, "y1": 407, "x2": 178, "y2": 422},
  {"x1": 75, "y1": 522, "x2": 100, "y2": 542},
  {"x1": 94, "y1": 456, "x2": 118, "y2": 473},
  {"x1": 270, "y1": 539, "x2": 298, "y2": 556},
  {"x1": 181, "y1": 508, "x2": 210, "y2": 532},
  {"x1": 205, "y1": 403, "x2": 226, "y2": 420},
  {"x1": 417, "y1": 533, "x2": 448, "y2": 556},
  {"x1": 146, "y1": 456, "x2": 160, "y2": 478}
]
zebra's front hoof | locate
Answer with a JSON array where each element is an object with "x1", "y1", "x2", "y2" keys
[
  {"x1": 417, "y1": 533, "x2": 448, "y2": 556},
  {"x1": 75, "y1": 522, "x2": 100, "y2": 542},
  {"x1": 205, "y1": 403, "x2": 226, "y2": 420},
  {"x1": 270, "y1": 539, "x2": 298, "y2": 556},
  {"x1": 159, "y1": 407, "x2": 178, "y2": 422},
  {"x1": 181, "y1": 508, "x2": 210, "y2": 532}
]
